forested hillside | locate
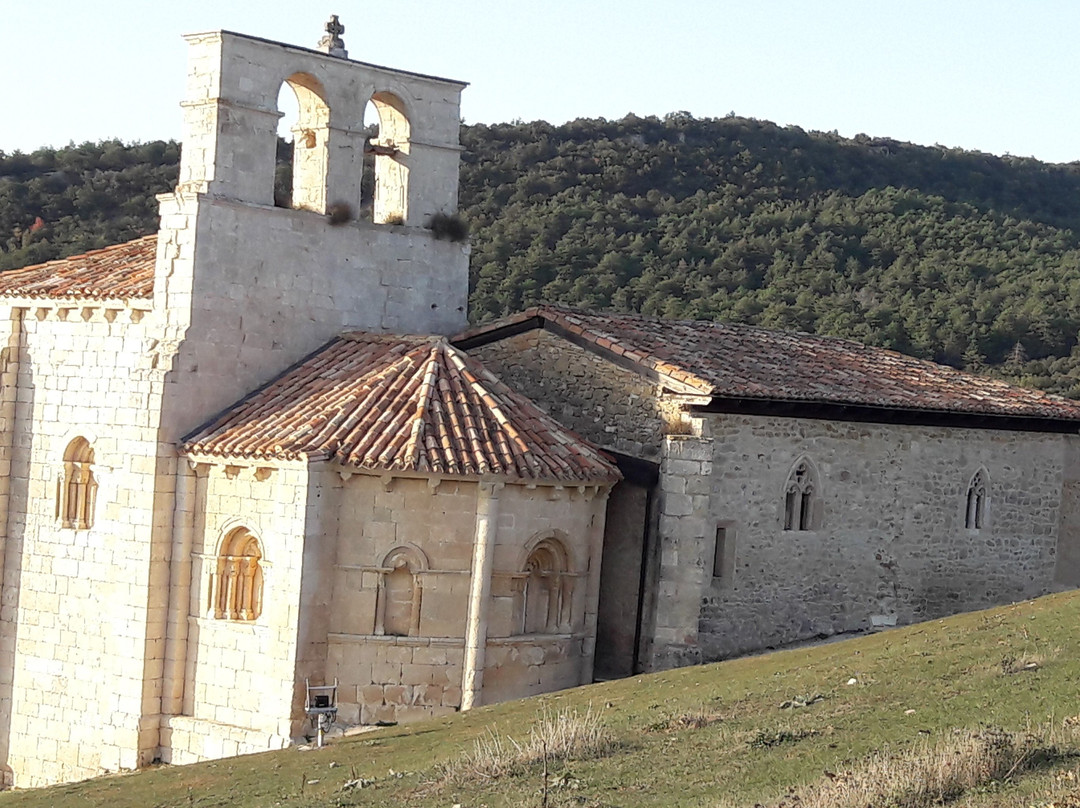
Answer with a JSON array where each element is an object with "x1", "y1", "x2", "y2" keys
[{"x1": 4, "y1": 115, "x2": 1080, "y2": 394}]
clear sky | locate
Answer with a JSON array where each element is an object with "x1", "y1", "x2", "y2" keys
[{"x1": 2, "y1": 1, "x2": 1077, "y2": 163}]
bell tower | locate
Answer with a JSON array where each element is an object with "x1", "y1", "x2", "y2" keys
[{"x1": 154, "y1": 18, "x2": 471, "y2": 437}]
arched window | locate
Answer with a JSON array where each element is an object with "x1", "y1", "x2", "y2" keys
[
  {"x1": 214, "y1": 527, "x2": 264, "y2": 621},
  {"x1": 966, "y1": 469, "x2": 990, "y2": 530},
  {"x1": 364, "y1": 92, "x2": 410, "y2": 225},
  {"x1": 276, "y1": 72, "x2": 330, "y2": 212},
  {"x1": 375, "y1": 546, "x2": 425, "y2": 637},
  {"x1": 57, "y1": 437, "x2": 96, "y2": 530},
  {"x1": 522, "y1": 538, "x2": 570, "y2": 635},
  {"x1": 783, "y1": 457, "x2": 820, "y2": 531}
]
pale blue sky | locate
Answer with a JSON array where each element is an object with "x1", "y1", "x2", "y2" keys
[{"x1": 2, "y1": 1, "x2": 1077, "y2": 162}]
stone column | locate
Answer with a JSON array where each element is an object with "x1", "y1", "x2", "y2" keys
[
  {"x1": 161, "y1": 461, "x2": 206, "y2": 716},
  {"x1": 645, "y1": 436, "x2": 714, "y2": 671},
  {"x1": 0, "y1": 308, "x2": 24, "y2": 606},
  {"x1": 460, "y1": 481, "x2": 502, "y2": 710}
]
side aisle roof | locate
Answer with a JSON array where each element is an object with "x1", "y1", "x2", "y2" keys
[
  {"x1": 455, "y1": 304, "x2": 1080, "y2": 431},
  {"x1": 0, "y1": 235, "x2": 156, "y2": 302}
]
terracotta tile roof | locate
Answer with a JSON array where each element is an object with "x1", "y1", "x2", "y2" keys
[
  {"x1": 182, "y1": 332, "x2": 621, "y2": 483},
  {"x1": 0, "y1": 235, "x2": 156, "y2": 301},
  {"x1": 457, "y1": 305, "x2": 1080, "y2": 423}
]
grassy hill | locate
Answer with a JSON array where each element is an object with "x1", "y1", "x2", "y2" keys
[{"x1": 6, "y1": 591, "x2": 1080, "y2": 807}]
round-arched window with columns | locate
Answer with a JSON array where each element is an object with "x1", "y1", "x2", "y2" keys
[
  {"x1": 214, "y1": 527, "x2": 264, "y2": 621},
  {"x1": 57, "y1": 436, "x2": 97, "y2": 530}
]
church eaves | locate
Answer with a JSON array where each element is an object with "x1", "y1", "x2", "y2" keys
[
  {"x1": 0, "y1": 235, "x2": 156, "y2": 301},
  {"x1": 181, "y1": 332, "x2": 620, "y2": 483},
  {"x1": 456, "y1": 304, "x2": 1080, "y2": 425}
]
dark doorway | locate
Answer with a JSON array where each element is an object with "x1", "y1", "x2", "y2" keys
[{"x1": 593, "y1": 454, "x2": 658, "y2": 680}]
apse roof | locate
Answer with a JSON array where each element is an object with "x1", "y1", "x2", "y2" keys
[{"x1": 182, "y1": 332, "x2": 620, "y2": 483}]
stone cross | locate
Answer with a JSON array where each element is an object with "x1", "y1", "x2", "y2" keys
[{"x1": 317, "y1": 14, "x2": 348, "y2": 58}]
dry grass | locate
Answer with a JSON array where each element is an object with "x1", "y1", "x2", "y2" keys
[
  {"x1": 753, "y1": 724, "x2": 1078, "y2": 808},
  {"x1": 646, "y1": 704, "x2": 728, "y2": 732},
  {"x1": 1001, "y1": 651, "x2": 1048, "y2": 675},
  {"x1": 436, "y1": 706, "x2": 615, "y2": 786}
]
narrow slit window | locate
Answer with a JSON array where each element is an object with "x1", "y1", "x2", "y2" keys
[
  {"x1": 522, "y1": 538, "x2": 570, "y2": 635},
  {"x1": 712, "y1": 525, "x2": 736, "y2": 582},
  {"x1": 374, "y1": 546, "x2": 425, "y2": 637}
]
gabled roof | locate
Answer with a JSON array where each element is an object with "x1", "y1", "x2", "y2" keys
[
  {"x1": 182, "y1": 332, "x2": 620, "y2": 483},
  {"x1": 455, "y1": 305, "x2": 1080, "y2": 427},
  {"x1": 0, "y1": 235, "x2": 156, "y2": 301}
]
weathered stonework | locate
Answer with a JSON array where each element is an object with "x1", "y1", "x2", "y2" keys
[
  {"x1": 324, "y1": 476, "x2": 609, "y2": 726},
  {"x1": 7, "y1": 18, "x2": 1080, "y2": 792},
  {"x1": 464, "y1": 324, "x2": 1080, "y2": 675},
  {"x1": 471, "y1": 330, "x2": 668, "y2": 459},
  {"x1": 690, "y1": 414, "x2": 1070, "y2": 661}
]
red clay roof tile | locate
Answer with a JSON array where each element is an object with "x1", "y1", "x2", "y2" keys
[
  {"x1": 0, "y1": 235, "x2": 156, "y2": 301},
  {"x1": 182, "y1": 332, "x2": 620, "y2": 483},
  {"x1": 458, "y1": 305, "x2": 1080, "y2": 423}
]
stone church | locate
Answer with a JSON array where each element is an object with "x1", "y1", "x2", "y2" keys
[{"x1": 1, "y1": 19, "x2": 1079, "y2": 788}]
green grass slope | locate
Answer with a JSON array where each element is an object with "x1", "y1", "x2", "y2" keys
[{"x1": 6, "y1": 591, "x2": 1080, "y2": 808}]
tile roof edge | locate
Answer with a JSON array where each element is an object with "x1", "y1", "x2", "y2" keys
[
  {"x1": 0, "y1": 294, "x2": 154, "y2": 304},
  {"x1": 319, "y1": 463, "x2": 619, "y2": 487},
  {"x1": 0, "y1": 234, "x2": 159, "y2": 302},
  {"x1": 695, "y1": 395, "x2": 1080, "y2": 431},
  {"x1": 182, "y1": 331, "x2": 621, "y2": 483}
]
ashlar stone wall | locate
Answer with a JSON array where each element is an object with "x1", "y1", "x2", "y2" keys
[
  {"x1": 162, "y1": 460, "x2": 312, "y2": 764},
  {"x1": 0, "y1": 302, "x2": 169, "y2": 787},
  {"x1": 156, "y1": 29, "x2": 471, "y2": 443},
  {"x1": 325, "y1": 474, "x2": 609, "y2": 725}
]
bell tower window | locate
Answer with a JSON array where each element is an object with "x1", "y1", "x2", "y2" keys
[
  {"x1": 275, "y1": 73, "x2": 331, "y2": 212},
  {"x1": 364, "y1": 92, "x2": 411, "y2": 225}
]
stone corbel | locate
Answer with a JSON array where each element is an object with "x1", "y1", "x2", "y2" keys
[{"x1": 186, "y1": 459, "x2": 211, "y2": 475}]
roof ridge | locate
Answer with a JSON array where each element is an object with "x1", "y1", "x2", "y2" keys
[{"x1": 401, "y1": 343, "x2": 442, "y2": 469}]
